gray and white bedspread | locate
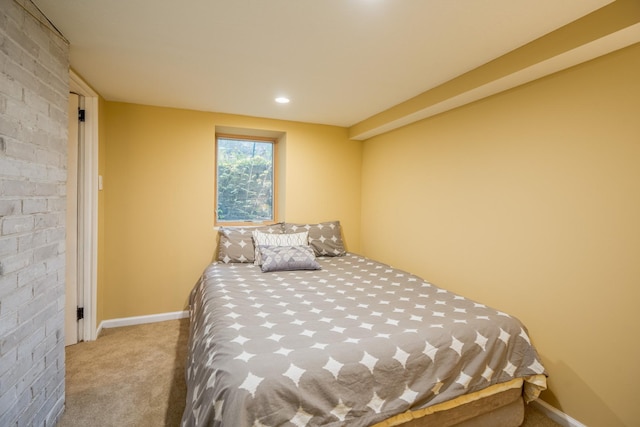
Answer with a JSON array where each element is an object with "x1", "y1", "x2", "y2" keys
[{"x1": 182, "y1": 253, "x2": 546, "y2": 427}]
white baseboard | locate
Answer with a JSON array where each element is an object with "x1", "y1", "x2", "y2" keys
[
  {"x1": 531, "y1": 399, "x2": 587, "y2": 427},
  {"x1": 97, "y1": 310, "x2": 189, "y2": 336}
]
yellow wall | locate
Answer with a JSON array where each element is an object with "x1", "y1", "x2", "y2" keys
[
  {"x1": 101, "y1": 103, "x2": 361, "y2": 319},
  {"x1": 94, "y1": 14, "x2": 638, "y2": 426},
  {"x1": 360, "y1": 43, "x2": 640, "y2": 427}
]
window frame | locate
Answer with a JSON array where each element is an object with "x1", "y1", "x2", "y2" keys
[{"x1": 214, "y1": 133, "x2": 278, "y2": 226}]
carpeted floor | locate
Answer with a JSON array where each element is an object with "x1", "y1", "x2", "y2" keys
[{"x1": 57, "y1": 319, "x2": 561, "y2": 427}]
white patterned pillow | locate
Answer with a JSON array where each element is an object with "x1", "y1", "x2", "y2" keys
[
  {"x1": 259, "y1": 245, "x2": 321, "y2": 272},
  {"x1": 252, "y1": 230, "x2": 309, "y2": 265},
  {"x1": 284, "y1": 221, "x2": 345, "y2": 256}
]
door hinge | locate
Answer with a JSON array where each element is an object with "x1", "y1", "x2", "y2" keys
[
  {"x1": 78, "y1": 108, "x2": 86, "y2": 122},
  {"x1": 77, "y1": 307, "x2": 84, "y2": 321}
]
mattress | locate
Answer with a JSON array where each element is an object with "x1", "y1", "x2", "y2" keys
[{"x1": 181, "y1": 253, "x2": 546, "y2": 426}]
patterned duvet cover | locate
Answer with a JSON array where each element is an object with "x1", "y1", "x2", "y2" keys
[{"x1": 181, "y1": 253, "x2": 546, "y2": 426}]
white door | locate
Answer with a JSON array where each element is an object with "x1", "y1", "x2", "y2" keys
[{"x1": 65, "y1": 93, "x2": 80, "y2": 346}]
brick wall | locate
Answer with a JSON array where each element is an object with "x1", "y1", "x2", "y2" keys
[{"x1": 0, "y1": 0, "x2": 69, "y2": 425}]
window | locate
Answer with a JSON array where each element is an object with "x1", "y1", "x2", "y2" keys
[{"x1": 215, "y1": 134, "x2": 276, "y2": 224}]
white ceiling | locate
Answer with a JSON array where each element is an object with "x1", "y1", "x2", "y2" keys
[{"x1": 34, "y1": 0, "x2": 613, "y2": 127}]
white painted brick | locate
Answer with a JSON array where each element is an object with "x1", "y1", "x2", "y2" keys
[
  {"x1": 31, "y1": 128, "x2": 49, "y2": 148},
  {"x1": 1, "y1": 280, "x2": 33, "y2": 315},
  {"x1": 2, "y1": 215, "x2": 35, "y2": 235},
  {"x1": 24, "y1": 16, "x2": 48, "y2": 55},
  {"x1": 0, "y1": 303, "x2": 17, "y2": 331},
  {"x1": 5, "y1": 96, "x2": 31, "y2": 122},
  {"x1": 17, "y1": 365, "x2": 47, "y2": 404},
  {"x1": 32, "y1": 243, "x2": 59, "y2": 264},
  {"x1": 24, "y1": 388, "x2": 49, "y2": 426},
  {"x1": 44, "y1": 253, "x2": 64, "y2": 274},
  {"x1": 33, "y1": 182, "x2": 58, "y2": 197},
  {"x1": 4, "y1": 10, "x2": 38, "y2": 55},
  {"x1": 5, "y1": 138, "x2": 38, "y2": 162},
  {"x1": 0, "y1": 393, "x2": 17, "y2": 424},
  {"x1": 48, "y1": 103, "x2": 68, "y2": 128},
  {"x1": 0, "y1": 377, "x2": 17, "y2": 415},
  {"x1": 17, "y1": 384, "x2": 46, "y2": 427},
  {"x1": 0, "y1": 113, "x2": 22, "y2": 140},
  {"x1": 13, "y1": 162, "x2": 50, "y2": 182},
  {"x1": 1, "y1": 319, "x2": 33, "y2": 362},
  {"x1": 0, "y1": 155, "x2": 25, "y2": 177},
  {"x1": 0, "y1": 401, "x2": 19, "y2": 427},
  {"x1": 0, "y1": 67, "x2": 23, "y2": 101},
  {"x1": 3, "y1": 66, "x2": 37, "y2": 100},
  {"x1": 1, "y1": 179, "x2": 37, "y2": 197},
  {"x1": 34, "y1": 112, "x2": 55, "y2": 135},
  {"x1": 35, "y1": 79, "x2": 59, "y2": 106},
  {"x1": 35, "y1": 147, "x2": 63, "y2": 168},
  {"x1": 55, "y1": 292, "x2": 64, "y2": 313},
  {"x1": 0, "y1": 198, "x2": 22, "y2": 216},
  {"x1": 43, "y1": 340, "x2": 61, "y2": 371},
  {"x1": 2, "y1": 388, "x2": 30, "y2": 427},
  {"x1": 0, "y1": 4, "x2": 69, "y2": 426},
  {"x1": 32, "y1": 303, "x2": 56, "y2": 333},
  {"x1": 56, "y1": 182, "x2": 66, "y2": 197},
  {"x1": 16, "y1": 324, "x2": 45, "y2": 361},
  {"x1": 24, "y1": 90, "x2": 49, "y2": 116},
  {"x1": 1, "y1": 0, "x2": 69, "y2": 424},
  {"x1": 46, "y1": 166, "x2": 66, "y2": 183},
  {"x1": 20, "y1": 305, "x2": 54, "y2": 338},
  {"x1": 0, "y1": 272, "x2": 18, "y2": 301},
  {"x1": 32, "y1": 395, "x2": 53, "y2": 427},
  {"x1": 17, "y1": 261, "x2": 46, "y2": 288},
  {"x1": 43, "y1": 324, "x2": 62, "y2": 354},
  {"x1": 18, "y1": 229, "x2": 46, "y2": 252},
  {"x1": 0, "y1": 311, "x2": 18, "y2": 338},
  {"x1": 22, "y1": 197, "x2": 47, "y2": 214},
  {"x1": 0, "y1": 50, "x2": 7, "y2": 74},
  {"x1": 30, "y1": 272, "x2": 51, "y2": 295},
  {"x1": 44, "y1": 226, "x2": 64, "y2": 243},
  {"x1": 45, "y1": 197, "x2": 64, "y2": 213},
  {"x1": 0, "y1": 235, "x2": 18, "y2": 257},
  {"x1": 44, "y1": 394, "x2": 65, "y2": 427},
  {"x1": 33, "y1": 212, "x2": 60, "y2": 230}
]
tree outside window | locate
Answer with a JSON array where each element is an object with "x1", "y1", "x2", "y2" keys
[{"x1": 216, "y1": 136, "x2": 275, "y2": 224}]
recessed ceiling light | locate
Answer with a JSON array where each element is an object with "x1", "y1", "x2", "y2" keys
[{"x1": 275, "y1": 97, "x2": 290, "y2": 104}]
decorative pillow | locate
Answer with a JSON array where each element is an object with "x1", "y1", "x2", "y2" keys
[
  {"x1": 217, "y1": 223, "x2": 283, "y2": 263},
  {"x1": 283, "y1": 221, "x2": 345, "y2": 257},
  {"x1": 259, "y1": 245, "x2": 321, "y2": 273},
  {"x1": 252, "y1": 230, "x2": 309, "y2": 265}
]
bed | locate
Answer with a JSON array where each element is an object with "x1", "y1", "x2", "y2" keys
[{"x1": 181, "y1": 222, "x2": 546, "y2": 427}]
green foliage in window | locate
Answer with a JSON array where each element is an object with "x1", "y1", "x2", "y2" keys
[{"x1": 217, "y1": 138, "x2": 273, "y2": 222}]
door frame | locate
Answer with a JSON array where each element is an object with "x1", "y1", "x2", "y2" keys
[
  {"x1": 69, "y1": 70, "x2": 99, "y2": 341},
  {"x1": 65, "y1": 93, "x2": 79, "y2": 346}
]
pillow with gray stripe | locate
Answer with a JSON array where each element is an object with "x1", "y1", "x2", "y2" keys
[{"x1": 258, "y1": 245, "x2": 321, "y2": 272}]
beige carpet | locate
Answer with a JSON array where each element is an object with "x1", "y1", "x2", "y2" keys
[{"x1": 57, "y1": 319, "x2": 561, "y2": 427}]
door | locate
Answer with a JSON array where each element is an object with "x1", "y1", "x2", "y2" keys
[
  {"x1": 68, "y1": 70, "x2": 98, "y2": 342},
  {"x1": 65, "y1": 93, "x2": 80, "y2": 346}
]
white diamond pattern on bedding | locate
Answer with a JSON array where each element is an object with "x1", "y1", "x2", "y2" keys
[{"x1": 182, "y1": 253, "x2": 546, "y2": 427}]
